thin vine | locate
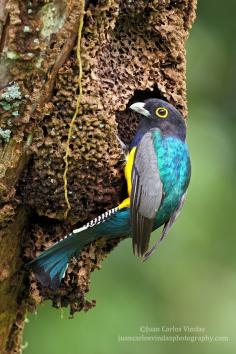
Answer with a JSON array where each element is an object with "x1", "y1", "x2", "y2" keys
[{"x1": 63, "y1": 0, "x2": 85, "y2": 219}]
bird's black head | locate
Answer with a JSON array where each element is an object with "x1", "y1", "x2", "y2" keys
[{"x1": 130, "y1": 98, "x2": 186, "y2": 140}]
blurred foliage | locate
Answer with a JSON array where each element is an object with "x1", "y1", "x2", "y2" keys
[{"x1": 23, "y1": 1, "x2": 236, "y2": 353}]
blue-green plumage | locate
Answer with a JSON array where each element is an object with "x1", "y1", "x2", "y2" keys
[
  {"x1": 153, "y1": 132, "x2": 191, "y2": 227},
  {"x1": 27, "y1": 98, "x2": 191, "y2": 289}
]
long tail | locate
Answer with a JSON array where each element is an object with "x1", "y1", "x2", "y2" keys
[
  {"x1": 26, "y1": 232, "x2": 89, "y2": 290},
  {"x1": 26, "y1": 207, "x2": 130, "y2": 290}
]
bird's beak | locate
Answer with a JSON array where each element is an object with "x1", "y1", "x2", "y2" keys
[{"x1": 129, "y1": 102, "x2": 151, "y2": 118}]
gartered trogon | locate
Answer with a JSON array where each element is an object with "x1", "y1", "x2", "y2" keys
[{"x1": 27, "y1": 98, "x2": 191, "y2": 289}]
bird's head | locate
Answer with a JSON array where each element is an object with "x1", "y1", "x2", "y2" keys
[{"x1": 130, "y1": 98, "x2": 186, "y2": 140}]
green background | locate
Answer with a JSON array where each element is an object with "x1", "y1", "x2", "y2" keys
[{"x1": 23, "y1": 1, "x2": 236, "y2": 353}]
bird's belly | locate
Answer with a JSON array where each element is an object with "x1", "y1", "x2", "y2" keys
[
  {"x1": 154, "y1": 194, "x2": 181, "y2": 228},
  {"x1": 153, "y1": 136, "x2": 191, "y2": 228}
]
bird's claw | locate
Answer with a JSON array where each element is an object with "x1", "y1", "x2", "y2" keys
[{"x1": 116, "y1": 134, "x2": 128, "y2": 161}]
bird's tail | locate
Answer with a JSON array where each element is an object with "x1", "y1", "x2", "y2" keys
[
  {"x1": 26, "y1": 207, "x2": 128, "y2": 290},
  {"x1": 26, "y1": 234, "x2": 86, "y2": 290}
]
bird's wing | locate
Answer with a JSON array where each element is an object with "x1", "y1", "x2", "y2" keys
[
  {"x1": 143, "y1": 193, "x2": 186, "y2": 261},
  {"x1": 131, "y1": 130, "x2": 163, "y2": 257}
]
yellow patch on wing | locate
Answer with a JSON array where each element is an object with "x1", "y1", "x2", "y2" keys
[{"x1": 118, "y1": 147, "x2": 136, "y2": 209}]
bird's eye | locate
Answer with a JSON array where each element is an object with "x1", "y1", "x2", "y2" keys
[{"x1": 156, "y1": 107, "x2": 168, "y2": 118}]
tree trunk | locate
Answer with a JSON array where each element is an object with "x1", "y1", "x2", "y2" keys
[{"x1": 0, "y1": 0, "x2": 196, "y2": 352}]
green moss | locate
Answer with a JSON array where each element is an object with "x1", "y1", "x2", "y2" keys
[
  {"x1": 35, "y1": 57, "x2": 43, "y2": 69},
  {"x1": 0, "y1": 128, "x2": 11, "y2": 142},
  {"x1": 6, "y1": 51, "x2": 20, "y2": 60},
  {"x1": 0, "y1": 83, "x2": 21, "y2": 119},
  {"x1": 12, "y1": 101, "x2": 20, "y2": 108},
  {"x1": 23, "y1": 26, "x2": 31, "y2": 33},
  {"x1": 40, "y1": 3, "x2": 65, "y2": 38},
  {"x1": 12, "y1": 111, "x2": 19, "y2": 117},
  {"x1": 1, "y1": 83, "x2": 22, "y2": 102},
  {"x1": 0, "y1": 101, "x2": 11, "y2": 111}
]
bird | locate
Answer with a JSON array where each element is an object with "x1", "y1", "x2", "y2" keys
[{"x1": 26, "y1": 98, "x2": 191, "y2": 290}]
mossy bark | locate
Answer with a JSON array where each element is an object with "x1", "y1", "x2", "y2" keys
[{"x1": 0, "y1": 0, "x2": 197, "y2": 352}]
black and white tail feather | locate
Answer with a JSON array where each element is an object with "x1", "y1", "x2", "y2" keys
[{"x1": 26, "y1": 207, "x2": 118, "y2": 290}]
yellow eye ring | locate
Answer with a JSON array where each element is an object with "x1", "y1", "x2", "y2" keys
[{"x1": 156, "y1": 107, "x2": 168, "y2": 118}]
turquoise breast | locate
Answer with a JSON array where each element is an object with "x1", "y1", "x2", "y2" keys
[{"x1": 152, "y1": 130, "x2": 191, "y2": 228}]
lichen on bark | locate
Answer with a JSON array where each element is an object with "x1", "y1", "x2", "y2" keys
[{"x1": 0, "y1": 0, "x2": 197, "y2": 352}]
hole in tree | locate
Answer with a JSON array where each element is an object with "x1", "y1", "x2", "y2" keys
[
  {"x1": 115, "y1": 86, "x2": 165, "y2": 145},
  {"x1": 85, "y1": 0, "x2": 99, "y2": 9},
  {"x1": 129, "y1": 86, "x2": 164, "y2": 104}
]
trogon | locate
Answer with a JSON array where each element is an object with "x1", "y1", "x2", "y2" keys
[{"x1": 27, "y1": 98, "x2": 191, "y2": 289}]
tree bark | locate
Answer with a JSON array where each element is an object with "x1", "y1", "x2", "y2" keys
[{"x1": 0, "y1": 0, "x2": 196, "y2": 352}]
